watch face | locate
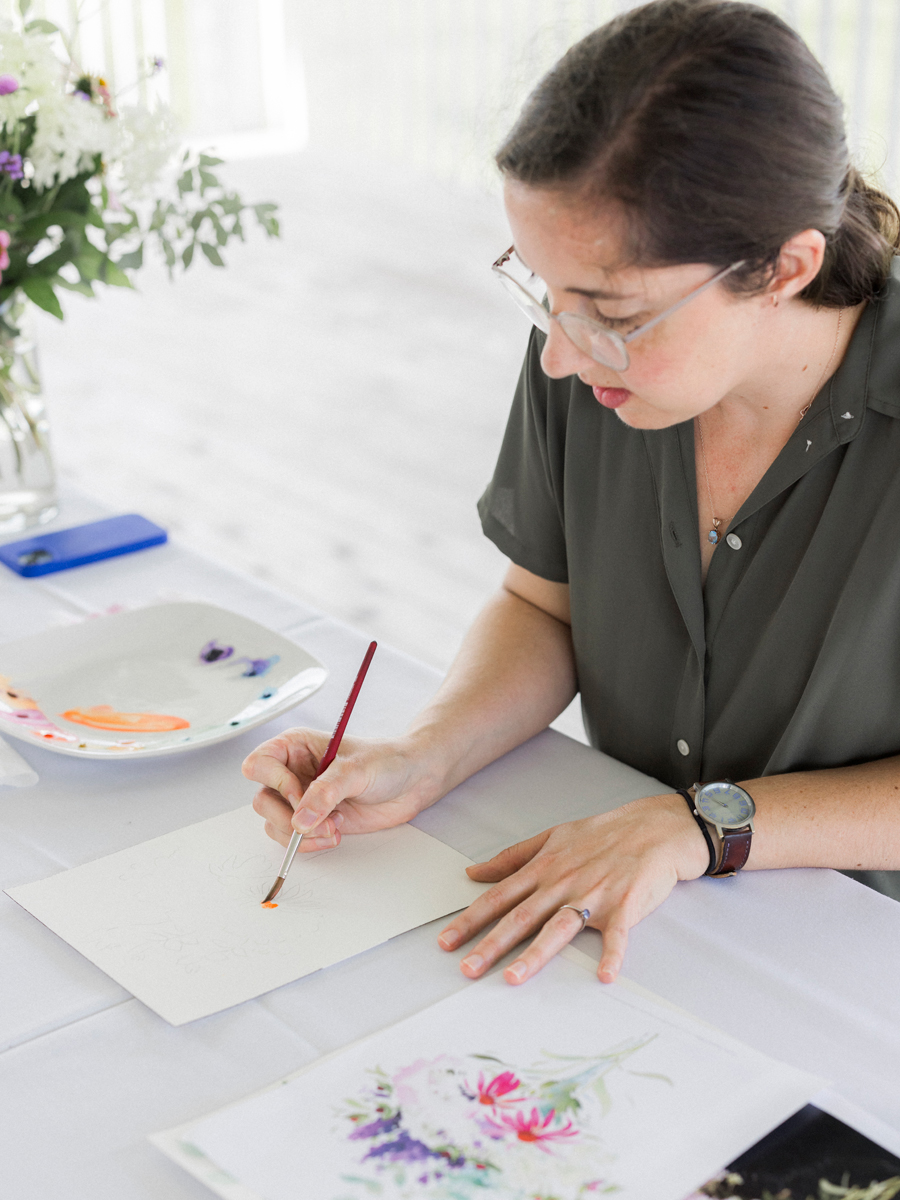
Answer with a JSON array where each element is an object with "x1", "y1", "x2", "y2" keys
[{"x1": 695, "y1": 781, "x2": 754, "y2": 828}]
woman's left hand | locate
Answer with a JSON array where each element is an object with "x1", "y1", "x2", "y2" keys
[{"x1": 437, "y1": 793, "x2": 710, "y2": 985}]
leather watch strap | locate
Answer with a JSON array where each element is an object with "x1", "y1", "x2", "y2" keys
[
  {"x1": 676, "y1": 789, "x2": 717, "y2": 876},
  {"x1": 710, "y1": 828, "x2": 752, "y2": 876}
]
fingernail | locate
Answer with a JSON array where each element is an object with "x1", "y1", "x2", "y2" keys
[
  {"x1": 461, "y1": 953, "x2": 484, "y2": 975},
  {"x1": 292, "y1": 809, "x2": 316, "y2": 831},
  {"x1": 505, "y1": 961, "x2": 527, "y2": 983},
  {"x1": 332, "y1": 812, "x2": 344, "y2": 829},
  {"x1": 438, "y1": 929, "x2": 460, "y2": 950}
]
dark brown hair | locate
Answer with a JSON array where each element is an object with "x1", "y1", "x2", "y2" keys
[{"x1": 496, "y1": 0, "x2": 900, "y2": 307}]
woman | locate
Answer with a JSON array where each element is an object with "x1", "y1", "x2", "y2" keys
[{"x1": 244, "y1": 0, "x2": 900, "y2": 988}]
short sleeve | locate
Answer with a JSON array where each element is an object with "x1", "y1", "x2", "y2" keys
[{"x1": 477, "y1": 328, "x2": 569, "y2": 583}]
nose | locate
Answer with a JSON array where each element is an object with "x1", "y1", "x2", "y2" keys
[{"x1": 539, "y1": 317, "x2": 596, "y2": 379}]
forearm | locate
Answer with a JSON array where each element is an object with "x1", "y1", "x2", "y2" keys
[
  {"x1": 743, "y1": 754, "x2": 900, "y2": 872},
  {"x1": 406, "y1": 584, "x2": 577, "y2": 803}
]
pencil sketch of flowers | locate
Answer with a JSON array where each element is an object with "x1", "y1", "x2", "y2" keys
[{"x1": 333, "y1": 1035, "x2": 667, "y2": 1199}]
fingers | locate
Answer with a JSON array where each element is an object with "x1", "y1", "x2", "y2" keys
[
  {"x1": 437, "y1": 868, "x2": 538, "y2": 953},
  {"x1": 263, "y1": 818, "x2": 343, "y2": 852},
  {"x1": 597, "y1": 916, "x2": 629, "y2": 983},
  {"x1": 242, "y1": 736, "x2": 306, "y2": 808},
  {"x1": 464, "y1": 830, "x2": 552, "y2": 883},
  {"x1": 502, "y1": 905, "x2": 587, "y2": 984},
  {"x1": 255, "y1": 785, "x2": 343, "y2": 846}
]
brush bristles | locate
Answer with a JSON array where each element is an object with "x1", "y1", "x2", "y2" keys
[{"x1": 262, "y1": 876, "x2": 285, "y2": 904}]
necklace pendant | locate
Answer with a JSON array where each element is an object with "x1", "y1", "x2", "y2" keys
[{"x1": 708, "y1": 517, "x2": 721, "y2": 545}]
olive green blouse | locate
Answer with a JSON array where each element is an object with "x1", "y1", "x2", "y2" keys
[{"x1": 478, "y1": 261, "x2": 900, "y2": 899}]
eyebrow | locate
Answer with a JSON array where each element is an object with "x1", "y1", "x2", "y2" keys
[{"x1": 515, "y1": 248, "x2": 640, "y2": 303}]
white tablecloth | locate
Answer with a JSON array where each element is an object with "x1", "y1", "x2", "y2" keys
[{"x1": 2, "y1": 498, "x2": 899, "y2": 1199}]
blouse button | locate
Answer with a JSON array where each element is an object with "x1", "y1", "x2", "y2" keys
[
  {"x1": 677, "y1": 739, "x2": 690, "y2": 756},
  {"x1": 726, "y1": 533, "x2": 742, "y2": 550}
]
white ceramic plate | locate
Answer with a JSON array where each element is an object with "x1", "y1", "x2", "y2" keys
[{"x1": 0, "y1": 602, "x2": 327, "y2": 759}]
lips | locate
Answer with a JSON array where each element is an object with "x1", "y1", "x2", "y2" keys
[{"x1": 592, "y1": 386, "x2": 632, "y2": 409}]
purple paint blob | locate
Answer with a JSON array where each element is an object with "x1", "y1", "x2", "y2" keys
[{"x1": 0, "y1": 76, "x2": 19, "y2": 95}]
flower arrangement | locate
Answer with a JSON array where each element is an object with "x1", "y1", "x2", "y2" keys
[
  {"x1": 0, "y1": 0, "x2": 279, "y2": 324},
  {"x1": 335, "y1": 1038, "x2": 660, "y2": 1199}
]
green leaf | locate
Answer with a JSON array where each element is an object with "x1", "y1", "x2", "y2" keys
[
  {"x1": 253, "y1": 202, "x2": 278, "y2": 216},
  {"x1": 74, "y1": 243, "x2": 103, "y2": 282},
  {"x1": 100, "y1": 259, "x2": 132, "y2": 288},
  {"x1": 199, "y1": 153, "x2": 224, "y2": 168},
  {"x1": 160, "y1": 237, "x2": 176, "y2": 269},
  {"x1": 182, "y1": 242, "x2": 195, "y2": 269},
  {"x1": 198, "y1": 170, "x2": 219, "y2": 194},
  {"x1": 21, "y1": 276, "x2": 63, "y2": 319},
  {"x1": 200, "y1": 242, "x2": 224, "y2": 267},
  {"x1": 18, "y1": 0, "x2": 32, "y2": 18},
  {"x1": 115, "y1": 245, "x2": 143, "y2": 270},
  {"x1": 24, "y1": 18, "x2": 58, "y2": 33},
  {"x1": 55, "y1": 276, "x2": 95, "y2": 297},
  {"x1": 176, "y1": 169, "x2": 194, "y2": 196}
]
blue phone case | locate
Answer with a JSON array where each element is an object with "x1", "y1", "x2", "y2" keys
[{"x1": 0, "y1": 514, "x2": 168, "y2": 577}]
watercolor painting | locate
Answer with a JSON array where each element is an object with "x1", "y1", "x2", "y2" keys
[
  {"x1": 150, "y1": 952, "x2": 819, "y2": 1200},
  {"x1": 334, "y1": 1039, "x2": 663, "y2": 1199}
]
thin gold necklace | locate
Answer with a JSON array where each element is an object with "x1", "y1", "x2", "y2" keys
[{"x1": 697, "y1": 310, "x2": 843, "y2": 546}]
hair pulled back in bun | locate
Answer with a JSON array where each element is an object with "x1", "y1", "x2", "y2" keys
[{"x1": 496, "y1": 0, "x2": 900, "y2": 307}]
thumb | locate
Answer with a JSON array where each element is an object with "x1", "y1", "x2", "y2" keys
[{"x1": 465, "y1": 829, "x2": 552, "y2": 881}]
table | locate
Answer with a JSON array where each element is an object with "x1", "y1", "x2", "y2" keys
[{"x1": 2, "y1": 496, "x2": 899, "y2": 1199}]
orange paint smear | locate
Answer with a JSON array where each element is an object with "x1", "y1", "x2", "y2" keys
[
  {"x1": 61, "y1": 705, "x2": 190, "y2": 732},
  {"x1": 261, "y1": 901, "x2": 278, "y2": 909}
]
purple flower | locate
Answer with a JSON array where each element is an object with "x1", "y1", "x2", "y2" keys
[
  {"x1": 199, "y1": 639, "x2": 234, "y2": 664},
  {"x1": 350, "y1": 1113, "x2": 401, "y2": 1140},
  {"x1": 363, "y1": 1129, "x2": 465, "y2": 1168},
  {"x1": 0, "y1": 151, "x2": 23, "y2": 180},
  {"x1": 0, "y1": 76, "x2": 18, "y2": 96}
]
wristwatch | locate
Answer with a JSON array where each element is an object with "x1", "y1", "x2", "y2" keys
[{"x1": 678, "y1": 781, "x2": 756, "y2": 877}]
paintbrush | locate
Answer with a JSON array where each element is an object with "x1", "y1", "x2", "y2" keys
[{"x1": 262, "y1": 640, "x2": 377, "y2": 905}]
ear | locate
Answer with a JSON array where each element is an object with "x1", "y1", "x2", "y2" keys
[{"x1": 768, "y1": 229, "x2": 827, "y2": 304}]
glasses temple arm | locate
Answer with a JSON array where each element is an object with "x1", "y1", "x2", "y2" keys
[{"x1": 621, "y1": 261, "x2": 746, "y2": 344}]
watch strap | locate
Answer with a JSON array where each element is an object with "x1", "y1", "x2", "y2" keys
[
  {"x1": 676, "y1": 789, "x2": 717, "y2": 876},
  {"x1": 710, "y1": 827, "x2": 752, "y2": 876}
]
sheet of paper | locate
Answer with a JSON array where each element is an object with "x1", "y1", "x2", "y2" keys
[
  {"x1": 151, "y1": 951, "x2": 822, "y2": 1200},
  {"x1": 6, "y1": 807, "x2": 486, "y2": 1025}
]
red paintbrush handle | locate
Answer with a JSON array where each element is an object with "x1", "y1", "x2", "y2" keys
[{"x1": 313, "y1": 640, "x2": 377, "y2": 780}]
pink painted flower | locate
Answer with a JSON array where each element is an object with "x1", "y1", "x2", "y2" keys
[
  {"x1": 0, "y1": 76, "x2": 18, "y2": 96},
  {"x1": 0, "y1": 229, "x2": 10, "y2": 278},
  {"x1": 471, "y1": 1070, "x2": 524, "y2": 1107},
  {"x1": 481, "y1": 1106, "x2": 578, "y2": 1151}
]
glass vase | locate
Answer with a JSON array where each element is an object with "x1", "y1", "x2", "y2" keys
[{"x1": 0, "y1": 292, "x2": 57, "y2": 532}]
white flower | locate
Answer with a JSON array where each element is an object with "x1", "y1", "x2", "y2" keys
[{"x1": 111, "y1": 103, "x2": 180, "y2": 198}]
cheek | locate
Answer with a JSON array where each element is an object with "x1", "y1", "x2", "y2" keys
[{"x1": 625, "y1": 315, "x2": 743, "y2": 405}]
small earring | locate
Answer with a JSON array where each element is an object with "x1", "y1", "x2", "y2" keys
[{"x1": 771, "y1": 294, "x2": 779, "y2": 308}]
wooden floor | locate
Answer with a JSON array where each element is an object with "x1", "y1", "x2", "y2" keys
[{"x1": 37, "y1": 149, "x2": 587, "y2": 742}]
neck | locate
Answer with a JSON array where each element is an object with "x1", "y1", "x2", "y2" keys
[{"x1": 706, "y1": 298, "x2": 864, "y2": 436}]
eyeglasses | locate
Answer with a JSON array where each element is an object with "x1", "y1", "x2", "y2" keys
[{"x1": 492, "y1": 246, "x2": 745, "y2": 372}]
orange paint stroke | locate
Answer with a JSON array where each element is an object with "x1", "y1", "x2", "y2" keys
[
  {"x1": 261, "y1": 901, "x2": 278, "y2": 909},
  {"x1": 60, "y1": 705, "x2": 190, "y2": 732}
]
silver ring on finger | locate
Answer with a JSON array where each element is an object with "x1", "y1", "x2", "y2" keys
[{"x1": 558, "y1": 904, "x2": 591, "y2": 932}]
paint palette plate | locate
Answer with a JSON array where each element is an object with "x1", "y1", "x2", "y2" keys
[{"x1": 0, "y1": 602, "x2": 328, "y2": 759}]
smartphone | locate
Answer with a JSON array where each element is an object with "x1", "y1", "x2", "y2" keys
[{"x1": 0, "y1": 514, "x2": 168, "y2": 578}]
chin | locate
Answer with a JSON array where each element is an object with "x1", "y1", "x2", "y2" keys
[{"x1": 613, "y1": 402, "x2": 691, "y2": 431}]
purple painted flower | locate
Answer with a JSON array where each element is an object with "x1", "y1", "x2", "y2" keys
[
  {"x1": 0, "y1": 76, "x2": 18, "y2": 96},
  {"x1": 0, "y1": 151, "x2": 23, "y2": 180},
  {"x1": 349, "y1": 1113, "x2": 401, "y2": 1140},
  {"x1": 199, "y1": 639, "x2": 234, "y2": 663},
  {"x1": 363, "y1": 1129, "x2": 465, "y2": 1168}
]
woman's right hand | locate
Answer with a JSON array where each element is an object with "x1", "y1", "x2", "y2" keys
[{"x1": 242, "y1": 728, "x2": 437, "y2": 853}]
